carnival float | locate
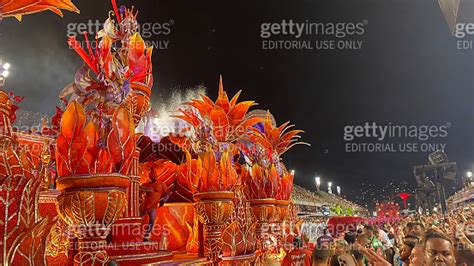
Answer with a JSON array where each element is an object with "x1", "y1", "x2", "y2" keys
[{"x1": 0, "y1": 0, "x2": 314, "y2": 265}]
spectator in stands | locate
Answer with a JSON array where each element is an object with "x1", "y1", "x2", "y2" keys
[
  {"x1": 405, "y1": 222, "x2": 424, "y2": 238},
  {"x1": 351, "y1": 249, "x2": 365, "y2": 266},
  {"x1": 409, "y1": 245, "x2": 424, "y2": 266},
  {"x1": 364, "y1": 225, "x2": 385, "y2": 256},
  {"x1": 374, "y1": 224, "x2": 393, "y2": 249},
  {"x1": 398, "y1": 239, "x2": 416, "y2": 266},
  {"x1": 334, "y1": 239, "x2": 350, "y2": 255},
  {"x1": 356, "y1": 243, "x2": 391, "y2": 266},
  {"x1": 282, "y1": 236, "x2": 311, "y2": 266},
  {"x1": 374, "y1": 224, "x2": 394, "y2": 261},
  {"x1": 328, "y1": 239, "x2": 359, "y2": 266},
  {"x1": 423, "y1": 229, "x2": 456, "y2": 266},
  {"x1": 311, "y1": 247, "x2": 331, "y2": 266},
  {"x1": 403, "y1": 234, "x2": 420, "y2": 245},
  {"x1": 343, "y1": 229, "x2": 357, "y2": 245},
  {"x1": 316, "y1": 228, "x2": 334, "y2": 249}
]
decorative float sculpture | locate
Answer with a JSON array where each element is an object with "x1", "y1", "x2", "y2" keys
[
  {"x1": 0, "y1": 0, "x2": 310, "y2": 265},
  {"x1": 55, "y1": 1, "x2": 171, "y2": 264},
  {"x1": 55, "y1": 102, "x2": 134, "y2": 265},
  {"x1": 176, "y1": 77, "x2": 260, "y2": 264},
  {"x1": 0, "y1": 91, "x2": 54, "y2": 266},
  {"x1": 240, "y1": 113, "x2": 308, "y2": 262}
]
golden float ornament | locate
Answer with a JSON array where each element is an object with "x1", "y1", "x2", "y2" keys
[
  {"x1": 55, "y1": 100, "x2": 136, "y2": 265},
  {"x1": 125, "y1": 82, "x2": 152, "y2": 126},
  {"x1": 194, "y1": 191, "x2": 235, "y2": 264},
  {"x1": 249, "y1": 198, "x2": 276, "y2": 250},
  {"x1": 56, "y1": 174, "x2": 130, "y2": 265}
]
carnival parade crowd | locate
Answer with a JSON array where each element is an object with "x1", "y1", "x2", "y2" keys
[{"x1": 280, "y1": 208, "x2": 474, "y2": 266}]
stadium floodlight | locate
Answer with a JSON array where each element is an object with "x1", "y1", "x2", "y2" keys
[
  {"x1": 0, "y1": 61, "x2": 10, "y2": 86},
  {"x1": 315, "y1": 176, "x2": 321, "y2": 191}
]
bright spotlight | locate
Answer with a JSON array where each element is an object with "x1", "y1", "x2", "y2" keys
[
  {"x1": 315, "y1": 176, "x2": 320, "y2": 185},
  {"x1": 315, "y1": 176, "x2": 321, "y2": 191},
  {"x1": 3, "y1": 63, "x2": 10, "y2": 70},
  {"x1": 1, "y1": 71, "x2": 9, "y2": 78}
]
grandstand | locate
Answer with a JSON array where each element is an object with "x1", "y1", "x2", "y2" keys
[
  {"x1": 291, "y1": 184, "x2": 368, "y2": 218},
  {"x1": 447, "y1": 186, "x2": 474, "y2": 211}
]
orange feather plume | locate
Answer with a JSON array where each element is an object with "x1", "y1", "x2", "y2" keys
[
  {"x1": 0, "y1": 0, "x2": 79, "y2": 21},
  {"x1": 175, "y1": 76, "x2": 262, "y2": 143}
]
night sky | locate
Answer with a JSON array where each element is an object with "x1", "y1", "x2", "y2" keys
[{"x1": 1, "y1": 0, "x2": 473, "y2": 209}]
